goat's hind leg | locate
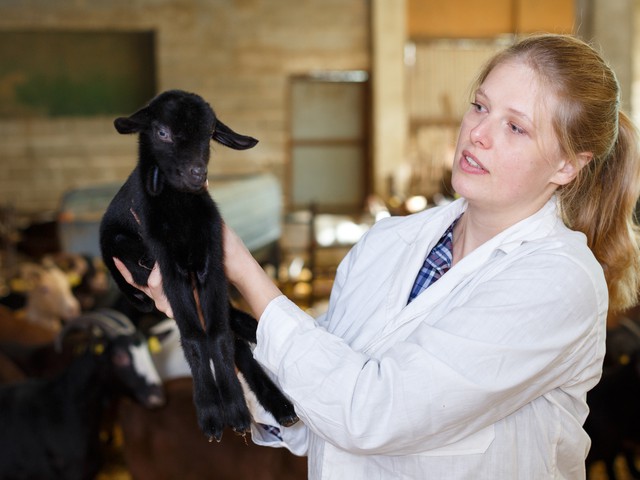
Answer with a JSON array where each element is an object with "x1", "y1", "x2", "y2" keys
[
  {"x1": 181, "y1": 333, "x2": 229, "y2": 442},
  {"x1": 229, "y1": 305, "x2": 258, "y2": 343},
  {"x1": 230, "y1": 308, "x2": 299, "y2": 427},
  {"x1": 234, "y1": 338, "x2": 299, "y2": 427},
  {"x1": 200, "y1": 286, "x2": 251, "y2": 437}
]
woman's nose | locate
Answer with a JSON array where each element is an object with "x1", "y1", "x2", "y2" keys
[{"x1": 470, "y1": 119, "x2": 491, "y2": 148}]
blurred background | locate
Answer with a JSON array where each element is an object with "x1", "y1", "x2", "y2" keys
[{"x1": 0, "y1": 1, "x2": 638, "y2": 479}]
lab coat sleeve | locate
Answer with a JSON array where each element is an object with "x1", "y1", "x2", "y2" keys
[
  {"x1": 313, "y1": 231, "x2": 360, "y2": 329},
  {"x1": 252, "y1": 250, "x2": 607, "y2": 456},
  {"x1": 247, "y1": 239, "x2": 361, "y2": 454}
]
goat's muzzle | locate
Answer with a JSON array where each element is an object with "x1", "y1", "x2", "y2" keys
[
  {"x1": 141, "y1": 384, "x2": 166, "y2": 409},
  {"x1": 180, "y1": 165, "x2": 208, "y2": 192},
  {"x1": 189, "y1": 166, "x2": 207, "y2": 183}
]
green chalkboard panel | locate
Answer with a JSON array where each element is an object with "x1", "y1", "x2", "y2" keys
[{"x1": 0, "y1": 30, "x2": 156, "y2": 117}]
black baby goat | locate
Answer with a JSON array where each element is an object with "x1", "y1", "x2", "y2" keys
[{"x1": 100, "y1": 90, "x2": 297, "y2": 442}]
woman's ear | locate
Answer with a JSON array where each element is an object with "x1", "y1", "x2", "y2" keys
[{"x1": 553, "y1": 152, "x2": 593, "y2": 186}]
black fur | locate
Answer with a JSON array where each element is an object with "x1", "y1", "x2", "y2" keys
[{"x1": 100, "y1": 90, "x2": 297, "y2": 441}]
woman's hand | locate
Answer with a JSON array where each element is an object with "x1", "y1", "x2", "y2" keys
[
  {"x1": 113, "y1": 224, "x2": 282, "y2": 321},
  {"x1": 113, "y1": 258, "x2": 175, "y2": 318}
]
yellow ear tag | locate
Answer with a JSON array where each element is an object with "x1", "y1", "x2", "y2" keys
[
  {"x1": 10, "y1": 278, "x2": 29, "y2": 292},
  {"x1": 619, "y1": 354, "x2": 630, "y2": 365},
  {"x1": 148, "y1": 336, "x2": 162, "y2": 354},
  {"x1": 67, "y1": 272, "x2": 82, "y2": 287},
  {"x1": 93, "y1": 343, "x2": 105, "y2": 355}
]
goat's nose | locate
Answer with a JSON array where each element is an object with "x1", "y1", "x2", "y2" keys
[
  {"x1": 189, "y1": 166, "x2": 207, "y2": 183},
  {"x1": 191, "y1": 166, "x2": 206, "y2": 178}
]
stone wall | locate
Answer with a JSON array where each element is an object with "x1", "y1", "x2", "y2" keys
[{"x1": 0, "y1": 0, "x2": 370, "y2": 215}]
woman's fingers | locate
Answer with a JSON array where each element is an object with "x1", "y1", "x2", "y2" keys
[
  {"x1": 147, "y1": 263, "x2": 174, "y2": 318},
  {"x1": 112, "y1": 257, "x2": 174, "y2": 318},
  {"x1": 113, "y1": 257, "x2": 141, "y2": 289}
]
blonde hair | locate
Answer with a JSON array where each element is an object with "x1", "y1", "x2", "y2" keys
[{"x1": 476, "y1": 34, "x2": 640, "y2": 319}]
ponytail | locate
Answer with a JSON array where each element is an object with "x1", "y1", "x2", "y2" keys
[
  {"x1": 558, "y1": 111, "x2": 640, "y2": 319},
  {"x1": 481, "y1": 34, "x2": 640, "y2": 322}
]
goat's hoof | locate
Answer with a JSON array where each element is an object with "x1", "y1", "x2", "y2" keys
[
  {"x1": 226, "y1": 406, "x2": 251, "y2": 437},
  {"x1": 280, "y1": 414, "x2": 300, "y2": 427},
  {"x1": 202, "y1": 421, "x2": 224, "y2": 443}
]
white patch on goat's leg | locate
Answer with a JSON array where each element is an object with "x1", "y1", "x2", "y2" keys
[
  {"x1": 209, "y1": 358, "x2": 217, "y2": 381},
  {"x1": 237, "y1": 372, "x2": 279, "y2": 427}
]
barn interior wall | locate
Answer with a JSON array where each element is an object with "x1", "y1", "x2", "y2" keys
[
  {"x1": 0, "y1": 0, "x2": 370, "y2": 215},
  {"x1": 1, "y1": 0, "x2": 634, "y2": 219}
]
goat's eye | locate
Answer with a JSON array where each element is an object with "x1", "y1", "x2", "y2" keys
[{"x1": 156, "y1": 127, "x2": 173, "y2": 143}]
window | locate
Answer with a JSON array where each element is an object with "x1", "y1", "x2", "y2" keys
[{"x1": 0, "y1": 30, "x2": 156, "y2": 117}]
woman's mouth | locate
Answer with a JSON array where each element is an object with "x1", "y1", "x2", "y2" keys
[{"x1": 460, "y1": 152, "x2": 488, "y2": 173}]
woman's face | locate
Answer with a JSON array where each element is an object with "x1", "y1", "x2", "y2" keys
[{"x1": 451, "y1": 60, "x2": 573, "y2": 222}]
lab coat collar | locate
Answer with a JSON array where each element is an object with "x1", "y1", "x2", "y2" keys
[
  {"x1": 394, "y1": 196, "x2": 562, "y2": 253},
  {"x1": 393, "y1": 198, "x2": 467, "y2": 246},
  {"x1": 364, "y1": 196, "x2": 564, "y2": 354}
]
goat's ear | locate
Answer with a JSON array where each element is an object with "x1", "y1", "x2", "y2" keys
[
  {"x1": 114, "y1": 108, "x2": 151, "y2": 134},
  {"x1": 212, "y1": 120, "x2": 259, "y2": 150}
]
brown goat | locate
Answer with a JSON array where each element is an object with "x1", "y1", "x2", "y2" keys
[
  {"x1": 21, "y1": 260, "x2": 81, "y2": 329},
  {"x1": 118, "y1": 377, "x2": 307, "y2": 480},
  {"x1": 0, "y1": 261, "x2": 81, "y2": 347}
]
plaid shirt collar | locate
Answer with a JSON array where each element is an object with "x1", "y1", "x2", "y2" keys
[{"x1": 407, "y1": 217, "x2": 458, "y2": 304}]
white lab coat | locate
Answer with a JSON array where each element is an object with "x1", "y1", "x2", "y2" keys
[{"x1": 252, "y1": 197, "x2": 608, "y2": 479}]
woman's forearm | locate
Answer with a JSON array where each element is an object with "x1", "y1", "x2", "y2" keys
[
  {"x1": 223, "y1": 223, "x2": 283, "y2": 319},
  {"x1": 229, "y1": 252, "x2": 283, "y2": 320}
]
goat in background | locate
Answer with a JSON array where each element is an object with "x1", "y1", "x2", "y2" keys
[
  {"x1": 0, "y1": 260, "x2": 81, "y2": 349},
  {"x1": 5, "y1": 259, "x2": 80, "y2": 330},
  {"x1": 0, "y1": 309, "x2": 165, "y2": 480}
]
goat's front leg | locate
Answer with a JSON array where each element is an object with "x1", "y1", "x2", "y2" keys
[{"x1": 160, "y1": 264, "x2": 228, "y2": 441}]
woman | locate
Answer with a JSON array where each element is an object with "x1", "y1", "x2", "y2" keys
[{"x1": 118, "y1": 34, "x2": 640, "y2": 479}]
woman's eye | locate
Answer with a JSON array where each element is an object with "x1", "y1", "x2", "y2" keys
[
  {"x1": 470, "y1": 102, "x2": 485, "y2": 113},
  {"x1": 509, "y1": 122, "x2": 526, "y2": 135}
]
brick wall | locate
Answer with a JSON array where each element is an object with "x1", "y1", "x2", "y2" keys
[{"x1": 0, "y1": 0, "x2": 370, "y2": 215}]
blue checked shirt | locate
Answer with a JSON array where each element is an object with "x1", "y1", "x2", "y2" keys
[{"x1": 407, "y1": 219, "x2": 458, "y2": 304}]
